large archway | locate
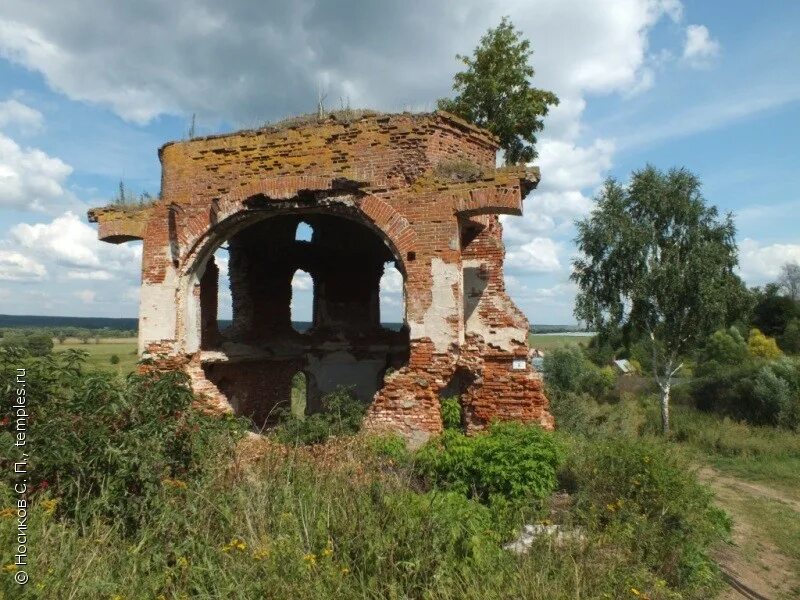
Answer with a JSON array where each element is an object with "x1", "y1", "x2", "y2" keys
[{"x1": 186, "y1": 208, "x2": 409, "y2": 427}]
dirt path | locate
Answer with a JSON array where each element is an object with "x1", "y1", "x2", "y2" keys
[{"x1": 698, "y1": 466, "x2": 800, "y2": 600}]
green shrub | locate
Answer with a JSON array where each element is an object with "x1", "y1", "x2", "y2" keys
[
  {"x1": 543, "y1": 346, "x2": 586, "y2": 392},
  {"x1": 0, "y1": 350, "x2": 246, "y2": 532},
  {"x1": 274, "y1": 386, "x2": 366, "y2": 445},
  {"x1": 415, "y1": 421, "x2": 562, "y2": 502},
  {"x1": 780, "y1": 317, "x2": 800, "y2": 354},
  {"x1": 691, "y1": 358, "x2": 800, "y2": 430},
  {"x1": 696, "y1": 327, "x2": 748, "y2": 376},
  {"x1": 0, "y1": 332, "x2": 53, "y2": 356},
  {"x1": 579, "y1": 364, "x2": 616, "y2": 399},
  {"x1": 440, "y1": 395, "x2": 462, "y2": 430},
  {"x1": 366, "y1": 433, "x2": 410, "y2": 464},
  {"x1": 109, "y1": 353, "x2": 120, "y2": 365},
  {"x1": 565, "y1": 437, "x2": 729, "y2": 594},
  {"x1": 543, "y1": 346, "x2": 615, "y2": 400}
]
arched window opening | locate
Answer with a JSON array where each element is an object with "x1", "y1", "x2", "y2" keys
[
  {"x1": 214, "y1": 246, "x2": 232, "y2": 333},
  {"x1": 438, "y1": 367, "x2": 476, "y2": 432},
  {"x1": 290, "y1": 371, "x2": 307, "y2": 418},
  {"x1": 290, "y1": 269, "x2": 313, "y2": 333},
  {"x1": 379, "y1": 261, "x2": 404, "y2": 330},
  {"x1": 195, "y1": 211, "x2": 410, "y2": 430},
  {"x1": 295, "y1": 221, "x2": 313, "y2": 242}
]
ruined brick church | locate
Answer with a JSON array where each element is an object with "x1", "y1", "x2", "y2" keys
[{"x1": 89, "y1": 111, "x2": 552, "y2": 445}]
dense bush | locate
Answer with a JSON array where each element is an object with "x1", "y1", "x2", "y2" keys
[
  {"x1": 543, "y1": 346, "x2": 616, "y2": 400},
  {"x1": 564, "y1": 437, "x2": 730, "y2": 594},
  {"x1": 0, "y1": 332, "x2": 53, "y2": 356},
  {"x1": 747, "y1": 328, "x2": 783, "y2": 360},
  {"x1": 0, "y1": 349, "x2": 246, "y2": 531},
  {"x1": 691, "y1": 357, "x2": 800, "y2": 430},
  {"x1": 415, "y1": 421, "x2": 562, "y2": 502},
  {"x1": 696, "y1": 327, "x2": 748, "y2": 375},
  {"x1": 273, "y1": 386, "x2": 367, "y2": 445},
  {"x1": 780, "y1": 317, "x2": 800, "y2": 353}
]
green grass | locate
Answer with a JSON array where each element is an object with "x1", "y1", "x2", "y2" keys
[
  {"x1": 666, "y1": 404, "x2": 800, "y2": 499},
  {"x1": 529, "y1": 333, "x2": 593, "y2": 350},
  {"x1": 55, "y1": 338, "x2": 138, "y2": 374}
]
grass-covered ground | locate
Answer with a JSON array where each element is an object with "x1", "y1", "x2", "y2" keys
[
  {"x1": 529, "y1": 333, "x2": 593, "y2": 351},
  {"x1": 54, "y1": 337, "x2": 138, "y2": 373},
  {"x1": 2, "y1": 342, "x2": 798, "y2": 598}
]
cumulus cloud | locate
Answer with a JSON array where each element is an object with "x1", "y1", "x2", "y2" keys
[
  {"x1": 506, "y1": 237, "x2": 562, "y2": 273},
  {"x1": 0, "y1": 250, "x2": 46, "y2": 281},
  {"x1": 292, "y1": 269, "x2": 313, "y2": 291},
  {"x1": 738, "y1": 239, "x2": 800, "y2": 285},
  {"x1": 0, "y1": 132, "x2": 75, "y2": 211},
  {"x1": 683, "y1": 24, "x2": 720, "y2": 68},
  {"x1": 0, "y1": 99, "x2": 43, "y2": 132},
  {"x1": 0, "y1": 0, "x2": 686, "y2": 126},
  {"x1": 9, "y1": 211, "x2": 140, "y2": 280}
]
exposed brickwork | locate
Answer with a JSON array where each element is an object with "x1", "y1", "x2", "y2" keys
[{"x1": 89, "y1": 111, "x2": 551, "y2": 444}]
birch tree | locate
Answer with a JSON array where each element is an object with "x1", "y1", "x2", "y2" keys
[{"x1": 572, "y1": 166, "x2": 744, "y2": 433}]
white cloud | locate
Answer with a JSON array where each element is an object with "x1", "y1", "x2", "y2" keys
[
  {"x1": 683, "y1": 24, "x2": 720, "y2": 68},
  {"x1": 738, "y1": 239, "x2": 800, "y2": 285},
  {"x1": 0, "y1": 99, "x2": 43, "y2": 132},
  {"x1": 292, "y1": 269, "x2": 313, "y2": 291},
  {"x1": 66, "y1": 270, "x2": 114, "y2": 281},
  {"x1": 0, "y1": 250, "x2": 46, "y2": 281},
  {"x1": 506, "y1": 237, "x2": 562, "y2": 273},
  {"x1": 9, "y1": 211, "x2": 140, "y2": 279},
  {"x1": 0, "y1": 132, "x2": 74, "y2": 211},
  {"x1": 0, "y1": 0, "x2": 688, "y2": 126},
  {"x1": 380, "y1": 264, "x2": 403, "y2": 294}
]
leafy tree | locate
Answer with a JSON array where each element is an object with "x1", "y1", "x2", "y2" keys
[
  {"x1": 747, "y1": 328, "x2": 783, "y2": 360},
  {"x1": 437, "y1": 17, "x2": 558, "y2": 164},
  {"x1": 778, "y1": 261, "x2": 800, "y2": 301},
  {"x1": 750, "y1": 283, "x2": 800, "y2": 337},
  {"x1": 572, "y1": 165, "x2": 745, "y2": 433},
  {"x1": 780, "y1": 318, "x2": 800, "y2": 354},
  {"x1": 699, "y1": 327, "x2": 748, "y2": 370}
]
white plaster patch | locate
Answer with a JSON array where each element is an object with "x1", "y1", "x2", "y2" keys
[
  {"x1": 138, "y1": 254, "x2": 178, "y2": 353},
  {"x1": 409, "y1": 257, "x2": 461, "y2": 352}
]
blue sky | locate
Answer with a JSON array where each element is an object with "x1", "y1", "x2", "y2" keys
[{"x1": 0, "y1": 0, "x2": 798, "y2": 324}]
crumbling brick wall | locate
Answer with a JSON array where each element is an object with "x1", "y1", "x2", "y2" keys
[{"x1": 88, "y1": 111, "x2": 551, "y2": 444}]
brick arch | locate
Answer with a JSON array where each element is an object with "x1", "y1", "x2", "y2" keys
[{"x1": 180, "y1": 176, "x2": 417, "y2": 276}]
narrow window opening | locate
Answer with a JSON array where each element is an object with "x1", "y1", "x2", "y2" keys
[
  {"x1": 295, "y1": 221, "x2": 313, "y2": 242},
  {"x1": 291, "y1": 371, "x2": 307, "y2": 418},
  {"x1": 379, "y1": 261, "x2": 404, "y2": 330},
  {"x1": 290, "y1": 268, "x2": 313, "y2": 333}
]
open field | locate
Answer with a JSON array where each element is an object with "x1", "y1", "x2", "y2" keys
[
  {"x1": 54, "y1": 337, "x2": 139, "y2": 374},
  {"x1": 529, "y1": 333, "x2": 594, "y2": 350}
]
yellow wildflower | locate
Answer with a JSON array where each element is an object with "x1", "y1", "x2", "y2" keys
[
  {"x1": 111, "y1": 596, "x2": 125, "y2": 600},
  {"x1": 252, "y1": 547, "x2": 270, "y2": 561},
  {"x1": 41, "y1": 498, "x2": 59, "y2": 515},
  {"x1": 340, "y1": 567, "x2": 350, "y2": 575},
  {"x1": 162, "y1": 478, "x2": 187, "y2": 489},
  {"x1": 321, "y1": 539, "x2": 334, "y2": 558},
  {"x1": 2, "y1": 563, "x2": 17, "y2": 573},
  {"x1": 303, "y1": 553, "x2": 317, "y2": 567},
  {"x1": 0, "y1": 507, "x2": 15, "y2": 518},
  {"x1": 630, "y1": 588, "x2": 640, "y2": 596},
  {"x1": 221, "y1": 538, "x2": 247, "y2": 552},
  {"x1": 176, "y1": 556, "x2": 189, "y2": 569}
]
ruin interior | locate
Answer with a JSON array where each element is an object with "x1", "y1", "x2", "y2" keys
[{"x1": 88, "y1": 111, "x2": 552, "y2": 445}]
